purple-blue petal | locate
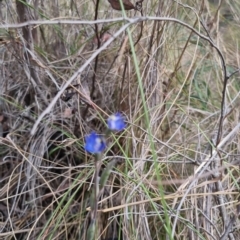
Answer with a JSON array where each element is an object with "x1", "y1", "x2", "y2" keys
[
  {"x1": 84, "y1": 132, "x2": 106, "y2": 154},
  {"x1": 107, "y1": 113, "x2": 126, "y2": 131}
]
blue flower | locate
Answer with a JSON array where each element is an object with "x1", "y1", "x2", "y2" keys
[
  {"x1": 107, "y1": 113, "x2": 126, "y2": 131},
  {"x1": 84, "y1": 132, "x2": 106, "y2": 154}
]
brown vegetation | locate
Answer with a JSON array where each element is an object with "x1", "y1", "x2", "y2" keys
[{"x1": 0, "y1": 0, "x2": 240, "y2": 239}]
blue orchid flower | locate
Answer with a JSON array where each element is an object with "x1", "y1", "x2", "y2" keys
[
  {"x1": 84, "y1": 132, "x2": 106, "y2": 154},
  {"x1": 107, "y1": 113, "x2": 126, "y2": 131}
]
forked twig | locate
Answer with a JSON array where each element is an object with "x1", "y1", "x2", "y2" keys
[{"x1": 171, "y1": 122, "x2": 240, "y2": 238}]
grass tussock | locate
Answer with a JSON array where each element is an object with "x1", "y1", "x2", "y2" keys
[{"x1": 0, "y1": 0, "x2": 240, "y2": 239}]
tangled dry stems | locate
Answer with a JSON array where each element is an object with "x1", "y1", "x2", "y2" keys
[{"x1": 0, "y1": 0, "x2": 240, "y2": 239}]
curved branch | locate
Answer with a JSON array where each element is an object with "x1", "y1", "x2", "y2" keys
[{"x1": 27, "y1": 16, "x2": 232, "y2": 135}]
